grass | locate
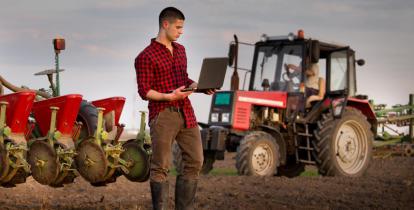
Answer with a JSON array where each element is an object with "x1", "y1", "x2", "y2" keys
[{"x1": 299, "y1": 169, "x2": 319, "y2": 177}]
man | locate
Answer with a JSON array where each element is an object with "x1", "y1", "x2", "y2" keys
[{"x1": 135, "y1": 7, "x2": 214, "y2": 210}]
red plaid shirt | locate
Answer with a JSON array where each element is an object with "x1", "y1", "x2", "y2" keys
[{"x1": 135, "y1": 39, "x2": 197, "y2": 128}]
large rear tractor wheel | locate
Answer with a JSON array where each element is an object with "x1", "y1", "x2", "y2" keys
[
  {"x1": 236, "y1": 131, "x2": 279, "y2": 176},
  {"x1": 172, "y1": 142, "x2": 215, "y2": 175},
  {"x1": 313, "y1": 108, "x2": 373, "y2": 177}
]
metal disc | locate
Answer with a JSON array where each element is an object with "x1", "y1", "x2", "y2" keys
[
  {"x1": 75, "y1": 140, "x2": 108, "y2": 183},
  {"x1": 28, "y1": 140, "x2": 59, "y2": 185},
  {"x1": 120, "y1": 140, "x2": 150, "y2": 182},
  {"x1": 0, "y1": 145, "x2": 10, "y2": 181}
]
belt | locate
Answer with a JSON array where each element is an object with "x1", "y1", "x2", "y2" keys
[{"x1": 167, "y1": 106, "x2": 182, "y2": 113}]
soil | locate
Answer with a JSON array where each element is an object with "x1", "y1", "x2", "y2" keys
[{"x1": 0, "y1": 153, "x2": 413, "y2": 210}]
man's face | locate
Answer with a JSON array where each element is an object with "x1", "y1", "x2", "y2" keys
[{"x1": 163, "y1": 19, "x2": 184, "y2": 41}]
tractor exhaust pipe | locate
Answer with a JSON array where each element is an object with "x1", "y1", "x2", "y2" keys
[{"x1": 230, "y1": 34, "x2": 239, "y2": 91}]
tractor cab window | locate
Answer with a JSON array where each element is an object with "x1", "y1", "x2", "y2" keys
[
  {"x1": 329, "y1": 50, "x2": 348, "y2": 92},
  {"x1": 252, "y1": 44, "x2": 303, "y2": 92}
]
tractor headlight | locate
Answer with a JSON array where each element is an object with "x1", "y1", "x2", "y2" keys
[
  {"x1": 260, "y1": 33, "x2": 268, "y2": 42},
  {"x1": 211, "y1": 113, "x2": 219, "y2": 122},
  {"x1": 288, "y1": 32, "x2": 295, "y2": 41},
  {"x1": 334, "y1": 105, "x2": 343, "y2": 117},
  {"x1": 221, "y1": 113, "x2": 230, "y2": 123}
]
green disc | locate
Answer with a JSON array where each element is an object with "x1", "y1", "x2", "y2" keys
[{"x1": 120, "y1": 140, "x2": 150, "y2": 182}]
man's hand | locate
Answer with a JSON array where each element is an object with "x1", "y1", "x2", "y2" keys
[
  {"x1": 166, "y1": 86, "x2": 193, "y2": 101},
  {"x1": 204, "y1": 89, "x2": 216, "y2": 95}
]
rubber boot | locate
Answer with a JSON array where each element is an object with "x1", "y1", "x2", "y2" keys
[
  {"x1": 175, "y1": 176, "x2": 198, "y2": 210},
  {"x1": 150, "y1": 181, "x2": 169, "y2": 210}
]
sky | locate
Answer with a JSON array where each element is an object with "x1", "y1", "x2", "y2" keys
[{"x1": 1, "y1": 0, "x2": 413, "y2": 129}]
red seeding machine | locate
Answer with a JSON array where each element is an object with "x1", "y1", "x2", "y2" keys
[{"x1": 0, "y1": 38, "x2": 151, "y2": 187}]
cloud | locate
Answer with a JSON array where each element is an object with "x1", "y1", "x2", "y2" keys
[{"x1": 81, "y1": 44, "x2": 128, "y2": 59}]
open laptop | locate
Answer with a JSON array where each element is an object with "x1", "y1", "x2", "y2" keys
[{"x1": 182, "y1": 57, "x2": 228, "y2": 93}]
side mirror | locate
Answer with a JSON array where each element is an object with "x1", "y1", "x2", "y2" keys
[
  {"x1": 228, "y1": 43, "x2": 236, "y2": 67},
  {"x1": 310, "y1": 40, "x2": 320, "y2": 63},
  {"x1": 356, "y1": 59, "x2": 365, "y2": 66}
]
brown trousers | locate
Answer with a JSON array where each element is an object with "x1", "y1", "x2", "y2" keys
[{"x1": 149, "y1": 108, "x2": 203, "y2": 182}]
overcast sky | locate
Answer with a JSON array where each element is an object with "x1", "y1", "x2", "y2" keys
[{"x1": 1, "y1": 0, "x2": 413, "y2": 129}]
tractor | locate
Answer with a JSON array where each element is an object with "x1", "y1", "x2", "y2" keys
[{"x1": 174, "y1": 30, "x2": 375, "y2": 177}]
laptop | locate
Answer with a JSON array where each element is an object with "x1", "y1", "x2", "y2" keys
[{"x1": 182, "y1": 57, "x2": 228, "y2": 92}]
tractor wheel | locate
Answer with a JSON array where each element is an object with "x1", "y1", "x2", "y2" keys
[
  {"x1": 313, "y1": 107, "x2": 373, "y2": 177},
  {"x1": 76, "y1": 100, "x2": 98, "y2": 141},
  {"x1": 277, "y1": 155, "x2": 305, "y2": 178},
  {"x1": 236, "y1": 131, "x2": 279, "y2": 176},
  {"x1": 404, "y1": 143, "x2": 413, "y2": 157},
  {"x1": 172, "y1": 142, "x2": 215, "y2": 175}
]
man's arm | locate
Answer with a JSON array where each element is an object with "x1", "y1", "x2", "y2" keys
[
  {"x1": 146, "y1": 86, "x2": 192, "y2": 101},
  {"x1": 285, "y1": 63, "x2": 301, "y2": 72},
  {"x1": 306, "y1": 78, "x2": 326, "y2": 107}
]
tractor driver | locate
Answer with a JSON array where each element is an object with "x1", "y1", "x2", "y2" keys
[
  {"x1": 135, "y1": 7, "x2": 214, "y2": 210},
  {"x1": 285, "y1": 62, "x2": 326, "y2": 108}
]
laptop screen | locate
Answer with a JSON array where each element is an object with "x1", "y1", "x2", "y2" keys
[{"x1": 196, "y1": 57, "x2": 228, "y2": 90}]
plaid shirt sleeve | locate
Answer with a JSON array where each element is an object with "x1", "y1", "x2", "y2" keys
[{"x1": 135, "y1": 52, "x2": 153, "y2": 100}]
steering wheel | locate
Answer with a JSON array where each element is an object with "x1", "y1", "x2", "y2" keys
[{"x1": 282, "y1": 63, "x2": 301, "y2": 91}]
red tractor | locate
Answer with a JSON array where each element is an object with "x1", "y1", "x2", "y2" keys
[{"x1": 175, "y1": 30, "x2": 375, "y2": 177}]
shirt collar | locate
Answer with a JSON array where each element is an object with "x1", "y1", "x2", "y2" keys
[{"x1": 151, "y1": 38, "x2": 178, "y2": 49}]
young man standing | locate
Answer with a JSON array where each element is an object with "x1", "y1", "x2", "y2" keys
[{"x1": 135, "y1": 7, "x2": 213, "y2": 210}]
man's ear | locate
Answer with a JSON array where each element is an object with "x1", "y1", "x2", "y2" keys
[{"x1": 161, "y1": 20, "x2": 169, "y2": 29}]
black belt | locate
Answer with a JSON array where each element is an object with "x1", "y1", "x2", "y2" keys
[{"x1": 167, "y1": 106, "x2": 182, "y2": 113}]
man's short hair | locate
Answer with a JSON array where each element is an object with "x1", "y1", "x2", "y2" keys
[{"x1": 159, "y1": 7, "x2": 185, "y2": 28}]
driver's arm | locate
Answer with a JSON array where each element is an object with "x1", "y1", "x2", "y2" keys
[
  {"x1": 286, "y1": 64, "x2": 301, "y2": 72},
  {"x1": 317, "y1": 78, "x2": 326, "y2": 98},
  {"x1": 306, "y1": 78, "x2": 325, "y2": 107}
]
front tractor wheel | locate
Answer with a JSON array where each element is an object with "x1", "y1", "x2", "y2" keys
[
  {"x1": 236, "y1": 131, "x2": 279, "y2": 176},
  {"x1": 314, "y1": 108, "x2": 373, "y2": 177}
]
